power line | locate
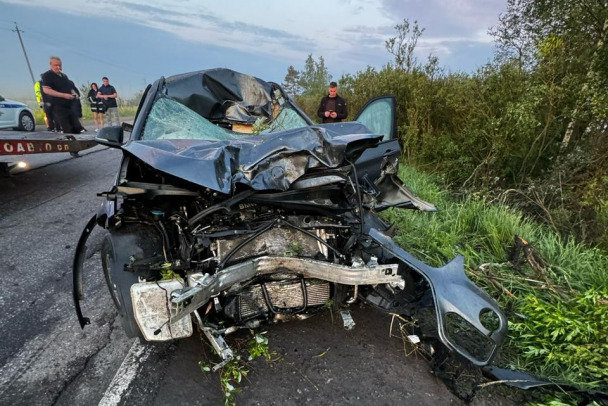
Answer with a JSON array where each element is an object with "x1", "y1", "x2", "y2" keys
[{"x1": 17, "y1": 22, "x2": 149, "y2": 77}]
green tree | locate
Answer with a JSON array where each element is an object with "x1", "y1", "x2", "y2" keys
[
  {"x1": 485, "y1": 0, "x2": 608, "y2": 247},
  {"x1": 385, "y1": 19, "x2": 425, "y2": 73},
  {"x1": 298, "y1": 54, "x2": 316, "y2": 95},
  {"x1": 297, "y1": 54, "x2": 332, "y2": 95},
  {"x1": 282, "y1": 65, "x2": 301, "y2": 97},
  {"x1": 489, "y1": 0, "x2": 536, "y2": 70},
  {"x1": 491, "y1": 0, "x2": 608, "y2": 148},
  {"x1": 313, "y1": 56, "x2": 331, "y2": 92}
]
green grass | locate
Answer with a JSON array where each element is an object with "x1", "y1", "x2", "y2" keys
[
  {"x1": 33, "y1": 104, "x2": 138, "y2": 126},
  {"x1": 383, "y1": 164, "x2": 608, "y2": 394}
]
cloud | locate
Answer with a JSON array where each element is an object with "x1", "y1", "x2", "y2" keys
[
  {"x1": 5, "y1": 0, "x2": 317, "y2": 61},
  {"x1": 117, "y1": 1, "x2": 194, "y2": 19},
  {"x1": 2, "y1": 0, "x2": 501, "y2": 75},
  {"x1": 381, "y1": 0, "x2": 504, "y2": 35}
]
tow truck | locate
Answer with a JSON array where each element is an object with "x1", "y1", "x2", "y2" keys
[{"x1": 0, "y1": 130, "x2": 98, "y2": 176}]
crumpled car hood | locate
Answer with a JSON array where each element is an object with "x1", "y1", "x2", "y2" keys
[{"x1": 122, "y1": 126, "x2": 383, "y2": 193}]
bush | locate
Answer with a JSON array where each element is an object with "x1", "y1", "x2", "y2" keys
[{"x1": 382, "y1": 164, "x2": 608, "y2": 392}]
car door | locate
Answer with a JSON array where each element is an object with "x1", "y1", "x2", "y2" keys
[
  {"x1": 352, "y1": 95, "x2": 400, "y2": 185},
  {"x1": 0, "y1": 96, "x2": 13, "y2": 128}
]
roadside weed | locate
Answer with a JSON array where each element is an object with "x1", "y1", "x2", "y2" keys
[
  {"x1": 160, "y1": 263, "x2": 182, "y2": 281},
  {"x1": 246, "y1": 332, "x2": 272, "y2": 361},
  {"x1": 383, "y1": 165, "x2": 608, "y2": 396},
  {"x1": 509, "y1": 289, "x2": 608, "y2": 388},
  {"x1": 199, "y1": 331, "x2": 277, "y2": 406},
  {"x1": 199, "y1": 355, "x2": 247, "y2": 406}
]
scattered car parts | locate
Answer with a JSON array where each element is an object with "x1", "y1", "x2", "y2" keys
[{"x1": 73, "y1": 69, "x2": 508, "y2": 380}]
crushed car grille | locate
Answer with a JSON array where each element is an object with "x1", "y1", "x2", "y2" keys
[{"x1": 237, "y1": 279, "x2": 330, "y2": 320}]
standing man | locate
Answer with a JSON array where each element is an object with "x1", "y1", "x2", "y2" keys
[
  {"x1": 317, "y1": 81, "x2": 348, "y2": 123},
  {"x1": 33, "y1": 77, "x2": 51, "y2": 131},
  {"x1": 39, "y1": 74, "x2": 59, "y2": 131},
  {"x1": 98, "y1": 77, "x2": 119, "y2": 126},
  {"x1": 41, "y1": 56, "x2": 80, "y2": 134}
]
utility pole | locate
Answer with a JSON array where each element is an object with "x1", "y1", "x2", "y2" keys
[{"x1": 12, "y1": 22, "x2": 36, "y2": 86}]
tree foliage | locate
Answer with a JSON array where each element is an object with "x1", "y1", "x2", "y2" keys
[
  {"x1": 288, "y1": 54, "x2": 334, "y2": 122},
  {"x1": 385, "y1": 18, "x2": 425, "y2": 73},
  {"x1": 297, "y1": 54, "x2": 332, "y2": 95},
  {"x1": 283, "y1": 0, "x2": 608, "y2": 249},
  {"x1": 282, "y1": 65, "x2": 301, "y2": 97}
]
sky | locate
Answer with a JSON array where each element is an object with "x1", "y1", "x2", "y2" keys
[{"x1": 0, "y1": 0, "x2": 507, "y2": 102}]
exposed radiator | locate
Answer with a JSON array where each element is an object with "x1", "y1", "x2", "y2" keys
[{"x1": 237, "y1": 279, "x2": 330, "y2": 320}]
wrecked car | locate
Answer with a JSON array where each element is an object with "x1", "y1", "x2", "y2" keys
[{"x1": 73, "y1": 68, "x2": 507, "y2": 368}]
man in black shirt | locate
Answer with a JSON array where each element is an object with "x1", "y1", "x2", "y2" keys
[
  {"x1": 41, "y1": 56, "x2": 81, "y2": 134},
  {"x1": 98, "y1": 77, "x2": 119, "y2": 126},
  {"x1": 317, "y1": 81, "x2": 348, "y2": 123}
]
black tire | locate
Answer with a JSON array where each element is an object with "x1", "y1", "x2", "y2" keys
[
  {"x1": 17, "y1": 111, "x2": 35, "y2": 132},
  {"x1": 101, "y1": 234, "x2": 142, "y2": 339},
  {"x1": 101, "y1": 225, "x2": 164, "y2": 339}
]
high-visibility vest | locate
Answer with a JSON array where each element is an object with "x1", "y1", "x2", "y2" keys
[{"x1": 34, "y1": 81, "x2": 42, "y2": 104}]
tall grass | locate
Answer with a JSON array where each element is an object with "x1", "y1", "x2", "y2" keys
[{"x1": 383, "y1": 165, "x2": 608, "y2": 391}]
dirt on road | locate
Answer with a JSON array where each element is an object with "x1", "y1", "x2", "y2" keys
[{"x1": 154, "y1": 304, "x2": 521, "y2": 405}]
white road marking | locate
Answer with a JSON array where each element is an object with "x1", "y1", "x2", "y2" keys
[{"x1": 98, "y1": 339, "x2": 152, "y2": 406}]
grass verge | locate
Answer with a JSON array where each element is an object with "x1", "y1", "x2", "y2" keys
[
  {"x1": 34, "y1": 105, "x2": 138, "y2": 125},
  {"x1": 382, "y1": 165, "x2": 608, "y2": 400}
]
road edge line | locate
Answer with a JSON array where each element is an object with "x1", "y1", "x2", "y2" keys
[{"x1": 98, "y1": 339, "x2": 152, "y2": 406}]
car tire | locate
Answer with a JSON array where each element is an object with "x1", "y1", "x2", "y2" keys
[
  {"x1": 101, "y1": 225, "x2": 164, "y2": 340},
  {"x1": 18, "y1": 111, "x2": 35, "y2": 132},
  {"x1": 101, "y1": 234, "x2": 143, "y2": 339}
]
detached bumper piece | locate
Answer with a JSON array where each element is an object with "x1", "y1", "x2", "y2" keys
[{"x1": 369, "y1": 228, "x2": 508, "y2": 366}]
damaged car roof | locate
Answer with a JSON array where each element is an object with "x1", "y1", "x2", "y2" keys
[
  {"x1": 120, "y1": 68, "x2": 388, "y2": 194},
  {"x1": 164, "y1": 68, "x2": 277, "y2": 124}
]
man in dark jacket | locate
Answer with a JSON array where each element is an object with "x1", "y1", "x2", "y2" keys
[
  {"x1": 98, "y1": 77, "x2": 119, "y2": 127},
  {"x1": 317, "y1": 81, "x2": 348, "y2": 123},
  {"x1": 41, "y1": 56, "x2": 81, "y2": 134},
  {"x1": 68, "y1": 81, "x2": 85, "y2": 133}
]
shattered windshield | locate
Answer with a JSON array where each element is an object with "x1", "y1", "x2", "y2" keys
[
  {"x1": 262, "y1": 107, "x2": 309, "y2": 133},
  {"x1": 142, "y1": 97, "x2": 309, "y2": 141}
]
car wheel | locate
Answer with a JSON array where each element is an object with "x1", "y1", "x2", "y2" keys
[
  {"x1": 101, "y1": 225, "x2": 164, "y2": 339},
  {"x1": 18, "y1": 111, "x2": 35, "y2": 132}
]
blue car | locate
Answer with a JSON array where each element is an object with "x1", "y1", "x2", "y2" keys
[{"x1": 74, "y1": 68, "x2": 507, "y2": 369}]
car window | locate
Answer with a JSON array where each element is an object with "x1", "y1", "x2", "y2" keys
[
  {"x1": 261, "y1": 107, "x2": 309, "y2": 134},
  {"x1": 142, "y1": 97, "x2": 309, "y2": 141},
  {"x1": 355, "y1": 97, "x2": 394, "y2": 141},
  {"x1": 143, "y1": 98, "x2": 238, "y2": 141}
]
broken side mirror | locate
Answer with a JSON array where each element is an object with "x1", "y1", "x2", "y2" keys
[{"x1": 96, "y1": 126, "x2": 124, "y2": 148}]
